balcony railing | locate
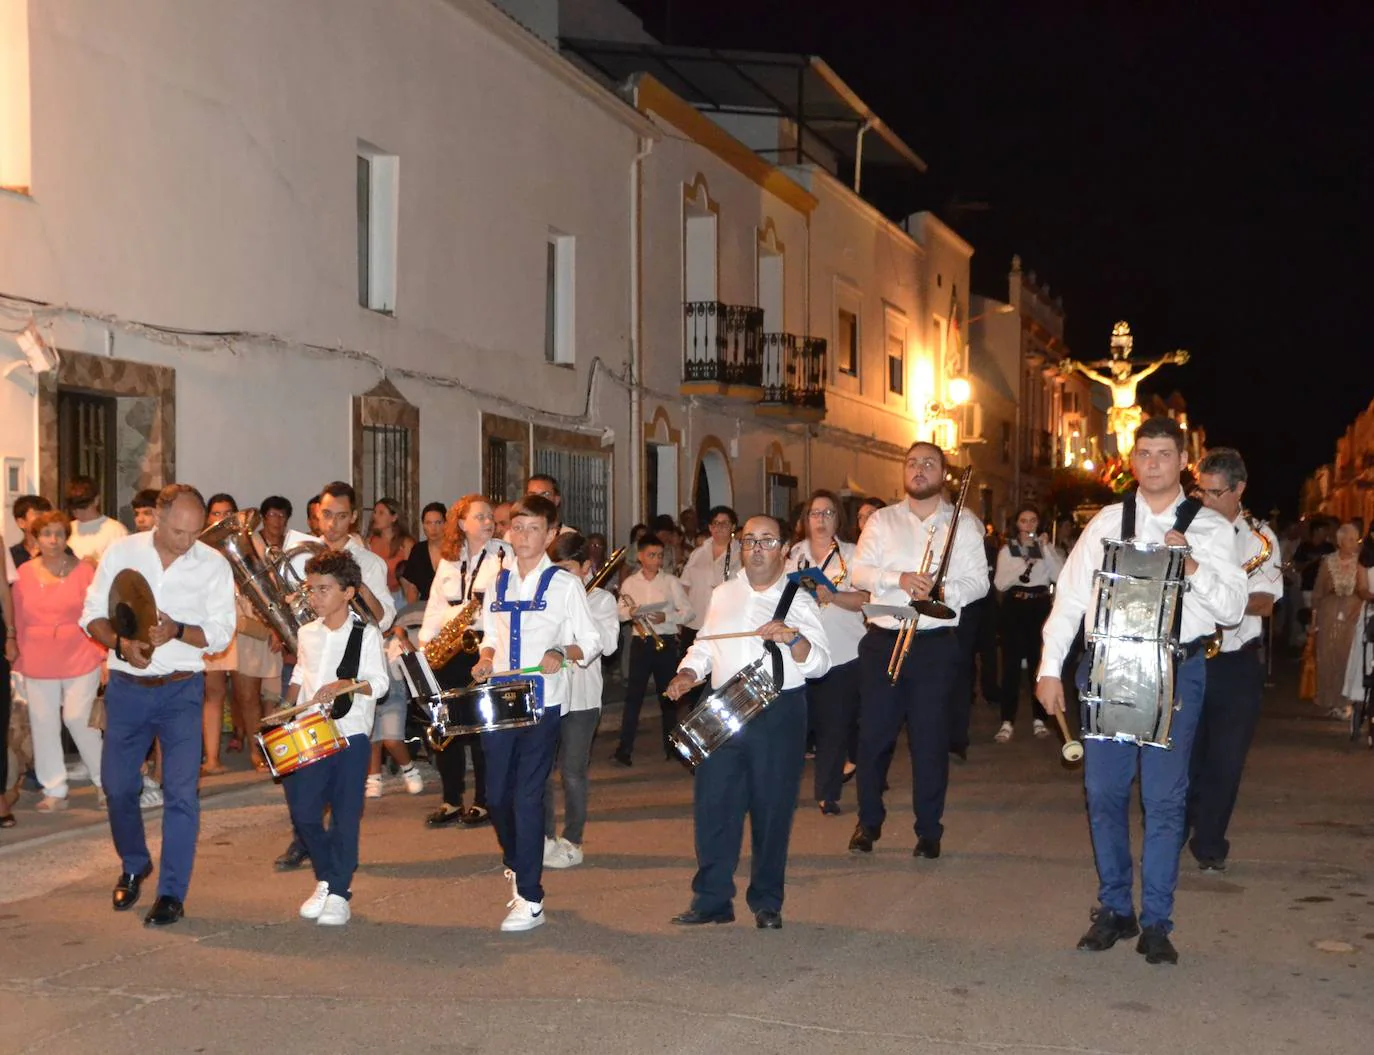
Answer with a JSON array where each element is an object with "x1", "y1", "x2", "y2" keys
[
  {"x1": 760, "y1": 333, "x2": 827, "y2": 413},
  {"x1": 683, "y1": 301, "x2": 764, "y2": 389}
]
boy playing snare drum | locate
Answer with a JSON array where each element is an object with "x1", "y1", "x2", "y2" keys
[{"x1": 279, "y1": 550, "x2": 389, "y2": 926}]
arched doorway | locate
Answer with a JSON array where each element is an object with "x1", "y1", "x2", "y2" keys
[{"x1": 693, "y1": 441, "x2": 733, "y2": 520}]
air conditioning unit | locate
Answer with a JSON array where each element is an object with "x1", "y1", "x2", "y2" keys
[{"x1": 960, "y1": 401, "x2": 986, "y2": 443}]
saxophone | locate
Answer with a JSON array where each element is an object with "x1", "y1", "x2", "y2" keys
[
  {"x1": 1203, "y1": 514, "x2": 1274, "y2": 659},
  {"x1": 424, "y1": 595, "x2": 483, "y2": 670}
]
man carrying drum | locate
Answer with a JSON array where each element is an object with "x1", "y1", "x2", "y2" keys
[
  {"x1": 663, "y1": 515, "x2": 829, "y2": 930},
  {"x1": 1036, "y1": 416, "x2": 1246, "y2": 965}
]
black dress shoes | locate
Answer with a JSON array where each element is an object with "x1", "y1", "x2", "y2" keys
[
  {"x1": 273, "y1": 842, "x2": 310, "y2": 871},
  {"x1": 913, "y1": 837, "x2": 941, "y2": 859},
  {"x1": 461, "y1": 804, "x2": 491, "y2": 827},
  {"x1": 818, "y1": 800, "x2": 841, "y2": 816},
  {"x1": 1136, "y1": 925, "x2": 1179, "y2": 964},
  {"x1": 426, "y1": 805, "x2": 466, "y2": 828},
  {"x1": 848, "y1": 823, "x2": 880, "y2": 854},
  {"x1": 144, "y1": 895, "x2": 184, "y2": 927},
  {"x1": 670, "y1": 906, "x2": 735, "y2": 925},
  {"x1": 754, "y1": 909, "x2": 782, "y2": 929},
  {"x1": 610, "y1": 750, "x2": 633, "y2": 768},
  {"x1": 112, "y1": 864, "x2": 153, "y2": 911},
  {"x1": 1076, "y1": 909, "x2": 1140, "y2": 951}
]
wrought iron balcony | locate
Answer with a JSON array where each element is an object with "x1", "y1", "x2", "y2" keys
[
  {"x1": 759, "y1": 333, "x2": 827, "y2": 420},
  {"x1": 682, "y1": 301, "x2": 764, "y2": 394}
]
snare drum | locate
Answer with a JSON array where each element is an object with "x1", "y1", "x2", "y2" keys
[
  {"x1": 430, "y1": 679, "x2": 542, "y2": 737},
  {"x1": 257, "y1": 707, "x2": 350, "y2": 778},
  {"x1": 669, "y1": 659, "x2": 780, "y2": 769}
]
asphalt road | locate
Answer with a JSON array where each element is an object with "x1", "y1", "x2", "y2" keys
[{"x1": 2, "y1": 657, "x2": 1373, "y2": 1054}]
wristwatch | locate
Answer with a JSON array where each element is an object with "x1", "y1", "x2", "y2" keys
[
  {"x1": 547, "y1": 644, "x2": 567, "y2": 660},
  {"x1": 785, "y1": 632, "x2": 804, "y2": 648},
  {"x1": 175, "y1": 622, "x2": 186, "y2": 640}
]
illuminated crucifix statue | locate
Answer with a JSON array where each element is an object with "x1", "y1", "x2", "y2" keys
[{"x1": 1059, "y1": 321, "x2": 1189, "y2": 456}]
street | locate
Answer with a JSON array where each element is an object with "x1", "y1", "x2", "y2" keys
[{"x1": 3, "y1": 660, "x2": 1374, "y2": 1055}]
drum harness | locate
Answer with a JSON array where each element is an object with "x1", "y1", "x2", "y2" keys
[
  {"x1": 761, "y1": 579, "x2": 802, "y2": 690},
  {"x1": 489, "y1": 565, "x2": 567, "y2": 707},
  {"x1": 328, "y1": 615, "x2": 367, "y2": 720},
  {"x1": 1119, "y1": 489, "x2": 1206, "y2": 660}
]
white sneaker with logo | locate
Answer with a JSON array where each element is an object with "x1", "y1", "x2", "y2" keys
[
  {"x1": 365, "y1": 773, "x2": 383, "y2": 799},
  {"x1": 400, "y1": 764, "x2": 424, "y2": 795},
  {"x1": 500, "y1": 868, "x2": 545, "y2": 932},
  {"x1": 1032, "y1": 719, "x2": 1050, "y2": 738},
  {"x1": 994, "y1": 721, "x2": 1014, "y2": 743},
  {"x1": 545, "y1": 837, "x2": 583, "y2": 870},
  {"x1": 139, "y1": 783, "x2": 164, "y2": 809},
  {"x1": 317, "y1": 893, "x2": 351, "y2": 926},
  {"x1": 299, "y1": 881, "x2": 330, "y2": 920}
]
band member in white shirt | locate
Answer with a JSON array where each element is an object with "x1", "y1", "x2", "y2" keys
[
  {"x1": 785, "y1": 490, "x2": 868, "y2": 814},
  {"x1": 1036, "y1": 417, "x2": 1246, "y2": 964},
  {"x1": 80, "y1": 485, "x2": 237, "y2": 927},
  {"x1": 470, "y1": 495, "x2": 600, "y2": 932},
  {"x1": 66, "y1": 475, "x2": 128, "y2": 565},
  {"x1": 418, "y1": 495, "x2": 510, "y2": 827},
  {"x1": 283, "y1": 550, "x2": 390, "y2": 926},
  {"x1": 992, "y1": 506, "x2": 1065, "y2": 742},
  {"x1": 663, "y1": 515, "x2": 830, "y2": 929},
  {"x1": 849, "y1": 442, "x2": 989, "y2": 859},
  {"x1": 1186, "y1": 448, "x2": 1282, "y2": 875},
  {"x1": 543, "y1": 532, "x2": 619, "y2": 869},
  {"x1": 612, "y1": 534, "x2": 693, "y2": 765},
  {"x1": 680, "y1": 505, "x2": 740, "y2": 652}
]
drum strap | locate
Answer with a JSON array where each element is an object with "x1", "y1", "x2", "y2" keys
[
  {"x1": 491, "y1": 566, "x2": 565, "y2": 668},
  {"x1": 330, "y1": 618, "x2": 366, "y2": 719},
  {"x1": 763, "y1": 581, "x2": 801, "y2": 689},
  {"x1": 1119, "y1": 490, "x2": 1202, "y2": 541}
]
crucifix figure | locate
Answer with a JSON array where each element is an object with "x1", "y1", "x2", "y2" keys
[{"x1": 1060, "y1": 321, "x2": 1189, "y2": 456}]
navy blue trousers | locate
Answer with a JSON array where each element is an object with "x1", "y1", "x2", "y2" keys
[
  {"x1": 282, "y1": 733, "x2": 371, "y2": 899},
  {"x1": 856, "y1": 628, "x2": 960, "y2": 841},
  {"x1": 690, "y1": 687, "x2": 807, "y2": 915},
  {"x1": 1187, "y1": 647, "x2": 1264, "y2": 864},
  {"x1": 483, "y1": 706, "x2": 562, "y2": 903},
  {"x1": 102, "y1": 672, "x2": 204, "y2": 901}
]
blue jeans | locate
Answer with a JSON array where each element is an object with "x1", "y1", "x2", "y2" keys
[
  {"x1": 282, "y1": 734, "x2": 370, "y2": 898},
  {"x1": 1084, "y1": 653, "x2": 1206, "y2": 932},
  {"x1": 483, "y1": 707, "x2": 563, "y2": 904},
  {"x1": 102, "y1": 671, "x2": 204, "y2": 901}
]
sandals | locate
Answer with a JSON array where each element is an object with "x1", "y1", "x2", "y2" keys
[
  {"x1": 226, "y1": 736, "x2": 244, "y2": 753},
  {"x1": 0, "y1": 813, "x2": 15, "y2": 829},
  {"x1": 200, "y1": 762, "x2": 229, "y2": 776}
]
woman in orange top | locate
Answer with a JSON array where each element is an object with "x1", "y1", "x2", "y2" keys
[
  {"x1": 367, "y1": 498, "x2": 414, "y2": 611},
  {"x1": 12, "y1": 510, "x2": 106, "y2": 811}
]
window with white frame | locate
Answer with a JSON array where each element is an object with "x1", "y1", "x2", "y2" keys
[
  {"x1": 0, "y1": 0, "x2": 31, "y2": 195},
  {"x1": 836, "y1": 308, "x2": 858, "y2": 376},
  {"x1": 545, "y1": 232, "x2": 575, "y2": 364},
  {"x1": 357, "y1": 142, "x2": 398, "y2": 313},
  {"x1": 886, "y1": 323, "x2": 906, "y2": 397}
]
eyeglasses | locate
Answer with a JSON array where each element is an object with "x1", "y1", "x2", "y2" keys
[
  {"x1": 1194, "y1": 486, "x2": 1233, "y2": 501},
  {"x1": 807, "y1": 509, "x2": 836, "y2": 520},
  {"x1": 739, "y1": 536, "x2": 782, "y2": 550},
  {"x1": 528, "y1": 489, "x2": 556, "y2": 500}
]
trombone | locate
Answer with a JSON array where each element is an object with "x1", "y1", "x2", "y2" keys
[{"x1": 887, "y1": 466, "x2": 975, "y2": 683}]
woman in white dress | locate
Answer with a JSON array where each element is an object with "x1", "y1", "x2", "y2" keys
[{"x1": 1339, "y1": 541, "x2": 1374, "y2": 729}]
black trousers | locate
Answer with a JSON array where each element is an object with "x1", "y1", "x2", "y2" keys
[
  {"x1": 808, "y1": 658, "x2": 861, "y2": 804},
  {"x1": 433, "y1": 651, "x2": 486, "y2": 808},
  {"x1": 1187, "y1": 645, "x2": 1264, "y2": 863},
  {"x1": 857, "y1": 628, "x2": 959, "y2": 841},
  {"x1": 949, "y1": 597, "x2": 992, "y2": 753},
  {"x1": 617, "y1": 635, "x2": 680, "y2": 758},
  {"x1": 1000, "y1": 593, "x2": 1051, "y2": 724}
]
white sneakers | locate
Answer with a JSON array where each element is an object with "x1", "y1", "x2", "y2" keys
[
  {"x1": 500, "y1": 868, "x2": 545, "y2": 932},
  {"x1": 300, "y1": 881, "x2": 351, "y2": 925},
  {"x1": 400, "y1": 764, "x2": 424, "y2": 795},
  {"x1": 994, "y1": 721, "x2": 1014, "y2": 743},
  {"x1": 1032, "y1": 719, "x2": 1050, "y2": 739},
  {"x1": 139, "y1": 776, "x2": 164, "y2": 810},
  {"x1": 364, "y1": 773, "x2": 383, "y2": 799},
  {"x1": 997, "y1": 720, "x2": 1050, "y2": 742},
  {"x1": 544, "y1": 837, "x2": 583, "y2": 869},
  {"x1": 300, "y1": 881, "x2": 330, "y2": 919}
]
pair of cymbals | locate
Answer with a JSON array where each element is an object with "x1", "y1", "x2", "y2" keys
[{"x1": 109, "y1": 569, "x2": 156, "y2": 645}]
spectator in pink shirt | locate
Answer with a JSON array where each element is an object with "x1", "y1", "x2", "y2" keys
[{"x1": 12, "y1": 510, "x2": 106, "y2": 811}]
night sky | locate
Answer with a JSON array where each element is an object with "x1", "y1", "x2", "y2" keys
[{"x1": 622, "y1": 2, "x2": 1370, "y2": 518}]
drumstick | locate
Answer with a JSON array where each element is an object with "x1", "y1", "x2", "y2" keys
[
  {"x1": 480, "y1": 662, "x2": 567, "y2": 681},
  {"x1": 1054, "y1": 711, "x2": 1084, "y2": 763},
  {"x1": 696, "y1": 627, "x2": 798, "y2": 642},
  {"x1": 260, "y1": 681, "x2": 367, "y2": 726}
]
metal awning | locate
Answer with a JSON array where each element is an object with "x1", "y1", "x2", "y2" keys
[{"x1": 560, "y1": 40, "x2": 927, "y2": 173}]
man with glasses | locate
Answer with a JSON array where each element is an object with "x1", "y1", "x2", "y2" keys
[
  {"x1": 849, "y1": 442, "x2": 989, "y2": 861},
  {"x1": 663, "y1": 515, "x2": 830, "y2": 929},
  {"x1": 1036, "y1": 417, "x2": 1245, "y2": 964},
  {"x1": 520, "y1": 475, "x2": 575, "y2": 537},
  {"x1": 1185, "y1": 449, "x2": 1281, "y2": 877}
]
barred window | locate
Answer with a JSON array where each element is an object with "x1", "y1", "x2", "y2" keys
[
  {"x1": 360, "y1": 423, "x2": 413, "y2": 520},
  {"x1": 534, "y1": 446, "x2": 609, "y2": 537}
]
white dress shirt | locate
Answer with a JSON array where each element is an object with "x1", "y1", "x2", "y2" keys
[
  {"x1": 69, "y1": 515, "x2": 128, "y2": 564},
  {"x1": 284, "y1": 528, "x2": 396, "y2": 632},
  {"x1": 80, "y1": 531, "x2": 236, "y2": 676},
  {"x1": 678, "y1": 572, "x2": 831, "y2": 691},
  {"x1": 617, "y1": 569, "x2": 694, "y2": 636},
  {"x1": 419, "y1": 539, "x2": 511, "y2": 643},
  {"x1": 1220, "y1": 517, "x2": 1283, "y2": 652},
  {"x1": 1038, "y1": 489, "x2": 1248, "y2": 679},
  {"x1": 993, "y1": 538, "x2": 1065, "y2": 593},
  {"x1": 290, "y1": 614, "x2": 390, "y2": 740},
  {"x1": 851, "y1": 500, "x2": 990, "y2": 629},
  {"x1": 680, "y1": 540, "x2": 741, "y2": 631},
  {"x1": 568, "y1": 587, "x2": 620, "y2": 713},
  {"x1": 785, "y1": 538, "x2": 865, "y2": 667},
  {"x1": 482, "y1": 555, "x2": 601, "y2": 712}
]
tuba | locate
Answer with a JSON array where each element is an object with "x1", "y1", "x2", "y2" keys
[
  {"x1": 200, "y1": 510, "x2": 311, "y2": 653},
  {"x1": 1203, "y1": 513, "x2": 1274, "y2": 659}
]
